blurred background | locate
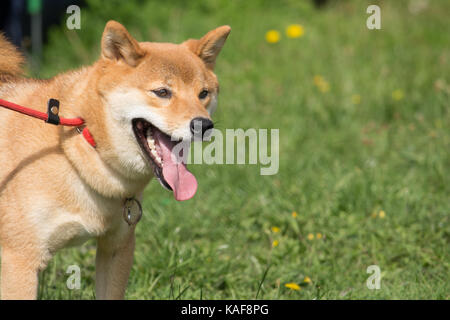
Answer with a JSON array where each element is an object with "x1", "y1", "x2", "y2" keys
[{"x1": 1, "y1": 0, "x2": 449, "y2": 299}]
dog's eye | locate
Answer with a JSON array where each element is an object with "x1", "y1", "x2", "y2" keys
[
  {"x1": 152, "y1": 88, "x2": 172, "y2": 98},
  {"x1": 198, "y1": 89, "x2": 209, "y2": 99}
]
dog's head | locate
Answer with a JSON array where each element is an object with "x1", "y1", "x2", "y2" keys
[{"x1": 94, "y1": 21, "x2": 230, "y2": 201}]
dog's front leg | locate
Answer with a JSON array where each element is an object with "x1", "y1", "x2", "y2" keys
[
  {"x1": 1, "y1": 247, "x2": 40, "y2": 300},
  {"x1": 95, "y1": 224, "x2": 135, "y2": 300}
]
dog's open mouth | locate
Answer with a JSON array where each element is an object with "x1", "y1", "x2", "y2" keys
[{"x1": 132, "y1": 118, "x2": 197, "y2": 201}]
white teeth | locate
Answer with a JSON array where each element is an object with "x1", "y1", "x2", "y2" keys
[{"x1": 146, "y1": 128, "x2": 163, "y2": 166}]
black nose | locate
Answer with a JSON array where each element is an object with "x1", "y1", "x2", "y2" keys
[{"x1": 190, "y1": 117, "x2": 214, "y2": 139}]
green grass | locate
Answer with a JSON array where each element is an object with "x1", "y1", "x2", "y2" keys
[{"x1": 36, "y1": 0, "x2": 449, "y2": 299}]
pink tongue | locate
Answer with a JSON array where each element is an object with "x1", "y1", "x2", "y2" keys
[{"x1": 154, "y1": 130, "x2": 197, "y2": 201}]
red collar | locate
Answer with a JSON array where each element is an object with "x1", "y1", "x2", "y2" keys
[{"x1": 0, "y1": 98, "x2": 96, "y2": 148}]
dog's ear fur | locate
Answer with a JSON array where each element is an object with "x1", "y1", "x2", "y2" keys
[
  {"x1": 183, "y1": 26, "x2": 231, "y2": 70},
  {"x1": 101, "y1": 20, "x2": 145, "y2": 67}
]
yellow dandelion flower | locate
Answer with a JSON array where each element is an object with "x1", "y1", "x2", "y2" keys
[
  {"x1": 392, "y1": 89, "x2": 404, "y2": 101},
  {"x1": 271, "y1": 226, "x2": 280, "y2": 233},
  {"x1": 272, "y1": 240, "x2": 279, "y2": 247},
  {"x1": 351, "y1": 94, "x2": 361, "y2": 104},
  {"x1": 313, "y1": 75, "x2": 324, "y2": 86},
  {"x1": 307, "y1": 233, "x2": 315, "y2": 240},
  {"x1": 379, "y1": 210, "x2": 386, "y2": 218},
  {"x1": 286, "y1": 24, "x2": 305, "y2": 38},
  {"x1": 371, "y1": 211, "x2": 378, "y2": 219},
  {"x1": 285, "y1": 282, "x2": 301, "y2": 291},
  {"x1": 265, "y1": 30, "x2": 280, "y2": 43},
  {"x1": 316, "y1": 233, "x2": 323, "y2": 239},
  {"x1": 313, "y1": 75, "x2": 330, "y2": 93},
  {"x1": 303, "y1": 276, "x2": 312, "y2": 283},
  {"x1": 292, "y1": 211, "x2": 298, "y2": 218}
]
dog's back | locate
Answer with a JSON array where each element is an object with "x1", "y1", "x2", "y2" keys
[{"x1": 0, "y1": 33, "x2": 24, "y2": 83}]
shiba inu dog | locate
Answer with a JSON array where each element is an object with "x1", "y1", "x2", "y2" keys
[{"x1": 0, "y1": 21, "x2": 230, "y2": 299}]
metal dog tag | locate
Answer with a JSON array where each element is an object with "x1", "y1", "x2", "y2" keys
[{"x1": 123, "y1": 198, "x2": 143, "y2": 226}]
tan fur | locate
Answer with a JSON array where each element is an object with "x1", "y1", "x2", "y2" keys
[
  {"x1": 0, "y1": 33, "x2": 24, "y2": 80},
  {"x1": 0, "y1": 21, "x2": 230, "y2": 299}
]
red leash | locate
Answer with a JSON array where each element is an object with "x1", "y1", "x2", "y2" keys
[{"x1": 0, "y1": 98, "x2": 96, "y2": 147}]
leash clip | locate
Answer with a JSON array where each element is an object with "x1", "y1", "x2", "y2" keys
[
  {"x1": 123, "y1": 197, "x2": 143, "y2": 226},
  {"x1": 46, "y1": 98, "x2": 60, "y2": 125}
]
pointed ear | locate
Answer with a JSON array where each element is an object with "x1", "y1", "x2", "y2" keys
[
  {"x1": 101, "y1": 20, "x2": 145, "y2": 67},
  {"x1": 183, "y1": 25, "x2": 231, "y2": 70}
]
